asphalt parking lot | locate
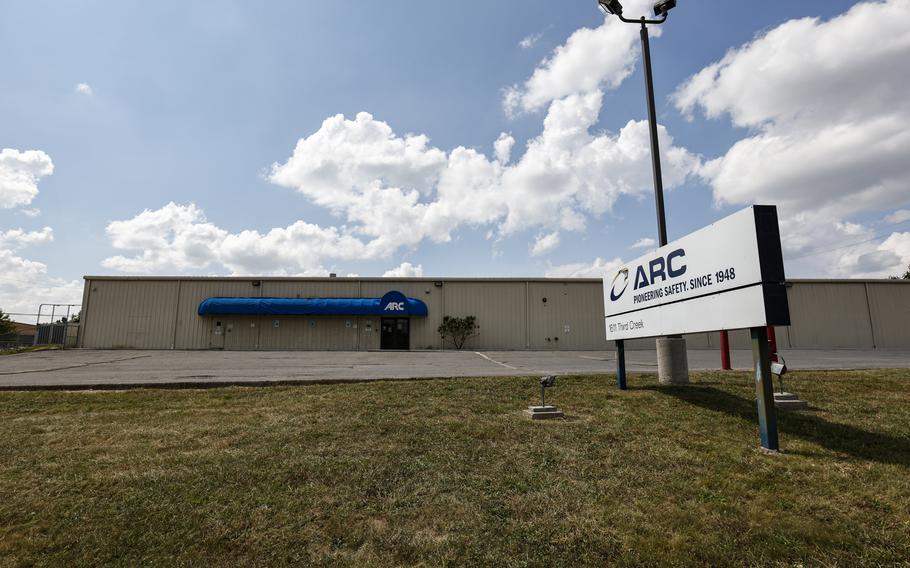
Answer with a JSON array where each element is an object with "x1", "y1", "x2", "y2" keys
[{"x1": 1, "y1": 348, "x2": 908, "y2": 389}]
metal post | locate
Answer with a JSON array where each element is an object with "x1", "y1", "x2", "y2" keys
[
  {"x1": 34, "y1": 304, "x2": 44, "y2": 346},
  {"x1": 641, "y1": 19, "x2": 687, "y2": 384},
  {"x1": 616, "y1": 339, "x2": 627, "y2": 390},
  {"x1": 750, "y1": 327, "x2": 779, "y2": 451},
  {"x1": 719, "y1": 330, "x2": 731, "y2": 370},
  {"x1": 62, "y1": 305, "x2": 71, "y2": 350},
  {"x1": 640, "y1": 20, "x2": 667, "y2": 247},
  {"x1": 541, "y1": 383, "x2": 546, "y2": 407},
  {"x1": 50, "y1": 305, "x2": 57, "y2": 346}
]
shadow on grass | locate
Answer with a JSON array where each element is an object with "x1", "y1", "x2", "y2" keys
[{"x1": 643, "y1": 384, "x2": 910, "y2": 467}]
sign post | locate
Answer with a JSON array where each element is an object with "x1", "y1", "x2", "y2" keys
[
  {"x1": 719, "y1": 330, "x2": 732, "y2": 370},
  {"x1": 616, "y1": 340, "x2": 627, "y2": 390},
  {"x1": 751, "y1": 326, "x2": 779, "y2": 451},
  {"x1": 603, "y1": 205, "x2": 789, "y2": 450}
]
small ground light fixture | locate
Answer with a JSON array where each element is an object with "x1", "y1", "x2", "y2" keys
[
  {"x1": 770, "y1": 354, "x2": 809, "y2": 410},
  {"x1": 525, "y1": 375, "x2": 564, "y2": 420}
]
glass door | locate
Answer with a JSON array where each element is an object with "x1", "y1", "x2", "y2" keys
[{"x1": 380, "y1": 318, "x2": 410, "y2": 350}]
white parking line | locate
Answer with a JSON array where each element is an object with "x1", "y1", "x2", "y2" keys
[{"x1": 474, "y1": 351, "x2": 518, "y2": 370}]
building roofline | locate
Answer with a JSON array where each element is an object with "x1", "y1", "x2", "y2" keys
[
  {"x1": 82, "y1": 275, "x2": 910, "y2": 284},
  {"x1": 82, "y1": 275, "x2": 605, "y2": 283},
  {"x1": 785, "y1": 278, "x2": 910, "y2": 284}
]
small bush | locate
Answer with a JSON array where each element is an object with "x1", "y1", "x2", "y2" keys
[{"x1": 437, "y1": 315, "x2": 478, "y2": 350}]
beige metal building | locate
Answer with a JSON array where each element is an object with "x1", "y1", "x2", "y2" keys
[
  {"x1": 77, "y1": 277, "x2": 606, "y2": 351},
  {"x1": 76, "y1": 276, "x2": 910, "y2": 351}
]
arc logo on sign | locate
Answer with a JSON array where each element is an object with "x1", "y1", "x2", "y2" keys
[
  {"x1": 609, "y1": 248, "x2": 687, "y2": 303},
  {"x1": 379, "y1": 290, "x2": 410, "y2": 314},
  {"x1": 610, "y1": 268, "x2": 630, "y2": 301}
]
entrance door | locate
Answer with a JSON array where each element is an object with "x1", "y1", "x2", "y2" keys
[
  {"x1": 380, "y1": 318, "x2": 410, "y2": 350},
  {"x1": 211, "y1": 319, "x2": 259, "y2": 350},
  {"x1": 211, "y1": 320, "x2": 225, "y2": 349}
]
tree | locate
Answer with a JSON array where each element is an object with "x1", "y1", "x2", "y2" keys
[
  {"x1": 438, "y1": 315, "x2": 478, "y2": 350},
  {"x1": 889, "y1": 264, "x2": 910, "y2": 280},
  {"x1": 0, "y1": 309, "x2": 16, "y2": 336},
  {"x1": 53, "y1": 311, "x2": 80, "y2": 324}
]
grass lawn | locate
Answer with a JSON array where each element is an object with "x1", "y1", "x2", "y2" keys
[
  {"x1": 0, "y1": 346, "x2": 61, "y2": 357},
  {"x1": 1, "y1": 370, "x2": 908, "y2": 566}
]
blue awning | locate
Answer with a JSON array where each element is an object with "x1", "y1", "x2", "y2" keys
[{"x1": 198, "y1": 290, "x2": 428, "y2": 317}]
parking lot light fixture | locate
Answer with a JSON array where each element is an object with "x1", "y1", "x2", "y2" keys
[
  {"x1": 599, "y1": 0, "x2": 624, "y2": 16},
  {"x1": 598, "y1": 0, "x2": 689, "y2": 385},
  {"x1": 598, "y1": 0, "x2": 671, "y2": 24}
]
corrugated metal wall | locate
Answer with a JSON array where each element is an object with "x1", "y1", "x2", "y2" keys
[
  {"x1": 444, "y1": 282, "x2": 528, "y2": 350},
  {"x1": 865, "y1": 282, "x2": 910, "y2": 348},
  {"x1": 786, "y1": 282, "x2": 875, "y2": 349},
  {"x1": 78, "y1": 277, "x2": 910, "y2": 351},
  {"x1": 80, "y1": 280, "x2": 179, "y2": 349},
  {"x1": 175, "y1": 280, "x2": 261, "y2": 349},
  {"x1": 257, "y1": 316, "x2": 360, "y2": 350},
  {"x1": 528, "y1": 282, "x2": 604, "y2": 350},
  {"x1": 79, "y1": 277, "x2": 604, "y2": 351}
]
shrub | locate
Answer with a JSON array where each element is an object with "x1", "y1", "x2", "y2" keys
[{"x1": 438, "y1": 315, "x2": 478, "y2": 350}]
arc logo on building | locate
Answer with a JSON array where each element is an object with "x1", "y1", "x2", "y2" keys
[
  {"x1": 380, "y1": 291, "x2": 411, "y2": 314},
  {"x1": 604, "y1": 205, "x2": 790, "y2": 341}
]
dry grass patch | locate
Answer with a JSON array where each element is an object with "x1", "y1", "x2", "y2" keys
[{"x1": 0, "y1": 369, "x2": 908, "y2": 566}]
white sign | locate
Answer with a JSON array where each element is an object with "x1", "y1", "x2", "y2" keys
[{"x1": 604, "y1": 205, "x2": 789, "y2": 341}]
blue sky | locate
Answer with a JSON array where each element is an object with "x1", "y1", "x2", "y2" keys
[{"x1": 3, "y1": 0, "x2": 910, "y2": 317}]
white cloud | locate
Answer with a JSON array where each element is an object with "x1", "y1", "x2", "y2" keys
[
  {"x1": 0, "y1": 248, "x2": 82, "y2": 320},
  {"x1": 0, "y1": 150, "x2": 74, "y2": 318},
  {"x1": 504, "y1": 0, "x2": 653, "y2": 116},
  {"x1": 519, "y1": 32, "x2": 543, "y2": 49},
  {"x1": 0, "y1": 227, "x2": 53, "y2": 249},
  {"x1": 885, "y1": 210, "x2": 910, "y2": 224},
  {"x1": 263, "y1": 98, "x2": 698, "y2": 254},
  {"x1": 530, "y1": 231, "x2": 560, "y2": 257},
  {"x1": 0, "y1": 148, "x2": 54, "y2": 209},
  {"x1": 545, "y1": 256, "x2": 622, "y2": 278},
  {"x1": 498, "y1": 93, "x2": 700, "y2": 235},
  {"x1": 75, "y1": 82, "x2": 94, "y2": 96},
  {"x1": 674, "y1": 0, "x2": 910, "y2": 278},
  {"x1": 674, "y1": 0, "x2": 910, "y2": 217},
  {"x1": 270, "y1": 112, "x2": 447, "y2": 199},
  {"x1": 768, "y1": 210, "x2": 910, "y2": 278},
  {"x1": 102, "y1": 202, "x2": 378, "y2": 275},
  {"x1": 382, "y1": 262, "x2": 423, "y2": 277},
  {"x1": 20, "y1": 208, "x2": 41, "y2": 217},
  {"x1": 106, "y1": 5, "x2": 699, "y2": 276},
  {"x1": 109, "y1": 95, "x2": 699, "y2": 275},
  {"x1": 829, "y1": 229, "x2": 910, "y2": 278},
  {"x1": 879, "y1": 232, "x2": 910, "y2": 273},
  {"x1": 493, "y1": 132, "x2": 515, "y2": 164},
  {"x1": 630, "y1": 237, "x2": 655, "y2": 249},
  {"x1": 103, "y1": 203, "x2": 226, "y2": 272}
]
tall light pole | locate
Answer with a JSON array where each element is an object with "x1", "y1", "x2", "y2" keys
[{"x1": 599, "y1": 0, "x2": 689, "y2": 385}]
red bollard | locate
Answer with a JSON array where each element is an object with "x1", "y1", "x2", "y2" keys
[
  {"x1": 767, "y1": 326, "x2": 778, "y2": 363},
  {"x1": 719, "y1": 330, "x2": 731, "y2": 370}
]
